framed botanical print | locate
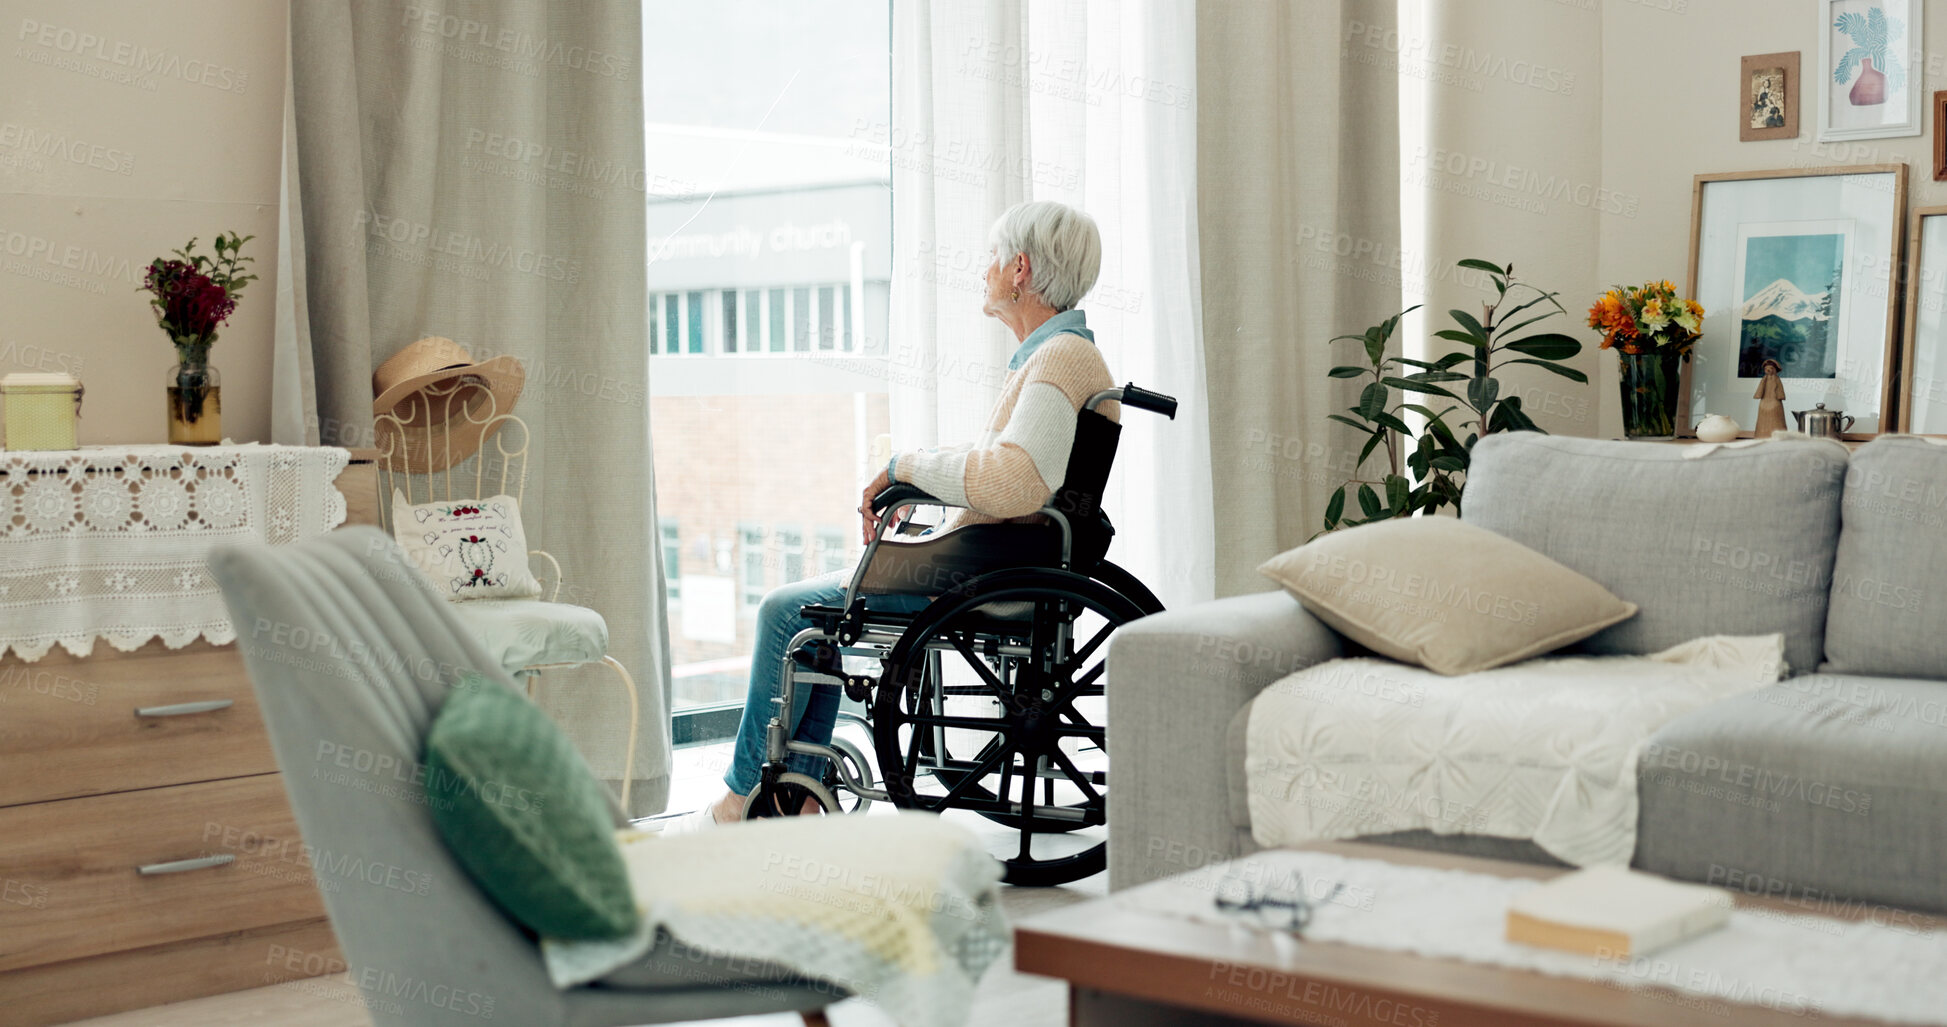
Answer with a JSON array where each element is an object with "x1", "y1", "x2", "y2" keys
[
  {"x1": 1817, "y1": 0, "x2": 1924, "y2": 141},
  {"x1": 1899, "y1": 206, "x2": 1947, "y2": 433},
  {"x1": 1682, "y1": 165, "x2": 1908, "y2": 438},
  {"x1": 1741, "y1": 52, "x2": 1798, "y2": 142}
]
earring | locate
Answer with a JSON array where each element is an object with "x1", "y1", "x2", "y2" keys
[{"x1": 1011, "y1": 288, "x2": 1019, "y2": 302}]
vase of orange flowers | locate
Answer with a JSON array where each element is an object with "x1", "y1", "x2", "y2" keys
[{"x1": 1588, "y1": 280, "x2": 1703, "y2": 439}]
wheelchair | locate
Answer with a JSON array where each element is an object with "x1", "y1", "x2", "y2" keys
[{"x1": 743, "y1": 383, "x2": 1178, "y2": 886}]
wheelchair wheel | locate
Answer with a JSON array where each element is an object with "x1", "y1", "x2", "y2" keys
[
  {"x1": 1088, "y1": 559, "x2": 1165, "y2": 616},
  {"x1": 743, "y1": 772, "x2": 838, "y2": 819},
  {"x1": 873, "y1": 568, "x2": 1145, "y2": 886},
  {"x1": 820, "y1": 736, "x2": 875, "y2": 814}
]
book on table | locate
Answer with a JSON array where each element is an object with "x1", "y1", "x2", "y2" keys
[{"x1": 1506, "y1": 865, "x2": 1732, "y2": 959}]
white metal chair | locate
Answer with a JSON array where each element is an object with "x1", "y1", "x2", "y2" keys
[{"x1": 376, "y1": 381, "x2": 641, "y2": 810}]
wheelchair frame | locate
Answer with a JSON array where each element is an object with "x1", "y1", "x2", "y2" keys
[{"x1": 746, "y1": 383, "x2": 1176, "y2": 885}]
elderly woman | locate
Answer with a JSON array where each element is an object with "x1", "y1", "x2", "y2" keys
[{"x1": 696, "y1": 200, "x2": 1117, "y2": 825}]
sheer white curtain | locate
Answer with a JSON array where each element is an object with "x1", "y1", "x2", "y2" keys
[{"x1": 889, "y1": 0, "x2": 1215, "y2": 610}]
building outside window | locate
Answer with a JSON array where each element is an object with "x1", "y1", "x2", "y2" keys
[
  {"x1": 738, "y1": 524, "x2": 768, "y2": 611},
  {"x1": 646, "y1": 3, "x2": 889, "y2": 721},
  {"x1": 660, "y1": 520, "x2": 682, "y2": 600}
]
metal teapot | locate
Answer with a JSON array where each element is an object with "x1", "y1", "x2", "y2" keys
[{"x1": 1792, "y1": 403, "x2": 1855, "y2": 439}]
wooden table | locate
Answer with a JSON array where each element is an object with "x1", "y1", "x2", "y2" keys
[{"x1": 1015, "y1": 842, "x2": 1940, "y2": 1027}]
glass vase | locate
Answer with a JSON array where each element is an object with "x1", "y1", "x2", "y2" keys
[
  {"x1": 166, "y1": 350, "x2": 221, "y2": 446},
  {"x1": 1619, "y1": 349, "x2": 1682, "y2": 440}
]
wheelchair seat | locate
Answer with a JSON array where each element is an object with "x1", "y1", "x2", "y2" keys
[{"x1": 856, "y1": 522, "x2": 1061, "y2": 596}]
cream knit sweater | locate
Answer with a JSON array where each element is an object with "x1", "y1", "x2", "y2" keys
[{"x1": 891, "y1": 333, "x2": 1118, "y2": 529}]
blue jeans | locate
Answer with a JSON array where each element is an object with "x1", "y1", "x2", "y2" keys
[{"x1": 724, "y1": 570, "x2": 931, "y2": 794}]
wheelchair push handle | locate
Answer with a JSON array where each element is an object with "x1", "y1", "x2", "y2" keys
[{"x1": 1093, "y1": 383, "x2": 1178, "y2": 419}]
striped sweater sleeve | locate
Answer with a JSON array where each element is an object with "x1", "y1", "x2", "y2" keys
[{"x1": 892, "y1": 335, "x2": 1111, "y2": 518}]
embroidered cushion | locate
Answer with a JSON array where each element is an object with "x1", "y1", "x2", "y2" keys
[{"x1": 391, "y1": 490, "x2": 543, "y2": 601}]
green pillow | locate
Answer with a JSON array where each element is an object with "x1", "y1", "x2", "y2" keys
[{"x1": 423, "y1": 672, "x2": 638, "y2": 939}]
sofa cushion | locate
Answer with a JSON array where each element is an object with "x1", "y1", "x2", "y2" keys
[
  {"x1": 1822, "y1": 438, "x2": 1947, "y2": 680},
  {"x1": 1634, "y1": 672, "x2": 1947, "y2": 915},
  {"x1": 1257, "y1": 518, "x2": 1637, "y2": 675},
  {"x1": 423, "y1": 672, "x2": 639, "y2": 939},
  {"x1": 1464, "y1": 433, "x2": 1845, "y2": 675}
]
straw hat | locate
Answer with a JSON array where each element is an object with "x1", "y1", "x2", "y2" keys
[{"x1": 371, "y1": 337, "x2": 526, "y2": 473}]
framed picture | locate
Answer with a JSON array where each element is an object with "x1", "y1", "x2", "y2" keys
[
  {"x1": 1934, "y1": 92, "x2": 1947, "y2": 180},
  {"x1": 1682, "y1": 165, "x2": 1908, "y2": 438},
  {"x1": 1899, "y1": 206, "x2": 1947, "y2": 433},
  {"x1": 1740, "y1": 52, "x2": 1798, "y2": 142},
  {"x1": 1817, "y1": 0, "x2": 1923, "y2": 141}
]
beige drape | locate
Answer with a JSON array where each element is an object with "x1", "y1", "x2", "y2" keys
[
  {"x1": 1197, "y1": 0, "x2": 1403, "y2": 595},
  {"x1": 277, "y1": 1, "x2": 672, "y2": 814}
]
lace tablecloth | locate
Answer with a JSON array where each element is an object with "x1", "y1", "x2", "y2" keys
[{"x1": 0, "y1": 445, "x2": 350, "y2": 661}]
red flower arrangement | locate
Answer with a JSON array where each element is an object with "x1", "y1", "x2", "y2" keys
[{"x1": 140, "y1": 233, "x2": 256, "y2": 358}]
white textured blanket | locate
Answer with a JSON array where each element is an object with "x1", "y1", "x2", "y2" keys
[
  {"x1": 1246, "y1": 635, "x2": 1786, "y2": 866},
  {"x1": 541, "y1": 812, "x2": 1007, "y2": 1027}
]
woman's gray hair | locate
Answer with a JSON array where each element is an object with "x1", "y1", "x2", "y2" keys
[{"x1": 988, "y1": 201, "x2": 1102, "y2": 312}]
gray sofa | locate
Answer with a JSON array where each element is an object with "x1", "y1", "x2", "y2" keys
[{"x1": 1109, "y1": 433, "x2": 1947, "y2": 916}]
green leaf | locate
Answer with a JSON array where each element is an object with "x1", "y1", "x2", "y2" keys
[
  {"x1": 1357, "y1": 431, "x2": 1384, "y2": 468},
  {"x1": 1434, "y1": 351, "x2": 1473, "y2": 369},
  {"x1": 1371, "y1": 411, "x2": 1411, "y2": 436},
  {"x1": 1326, "y1": 413, "x2": 1376, "y2": 433},
  {"x1": 1499, "y1": 333, "x2": 1582, "y2": 360},
  {"x1": 1433, "y1": 329, "x2": 1486, "y2": 348},
  {"x1": 1493, "y1": 310, "x2": 1561, "y2": 341},
  {"x1": 1357, "y1": 484, "x2": 1382, "y2": 518},
  {"x1": 1325, "y1": 487, "x2": 1346, "y2": 529},
  {"x1": 1381, "y1": 376, "x2": 1460, "y2": 400},
  {"x1": 1402, "y1": 402, "x2": 1459, "y2": 424},
  {"x1": 1498, "y1": 289, "x2": 1565, "y2": 323},
  {"x1": 1466, "y1": 376, "x2": 1500, "y2": 411},
  {"x1": 1430, "y1": 454, "x2": 1466, "y2": 472},
  {"x1": 1358, "y1": 382, "x2": 1389, "y2": 420},
  {"x1": 1385, "y1": 474, "x2": 1410, "y2": 512},
  {"x1": 1488, "y1": 395, "x2": 1540, "y2": 433},
  {"x1": 1457, "y1": 258, "x2": 1506, "y2": 275},
  {"x1": 1392, "y1": 356, "x2": 1444, "y2": 371},
  {"x1": 1502, "y1": 357, "x2": 1589, "y2": 383},
  {"x1": 1329, "y1": 365, "x2": 1369, "y2": 378},
  {"x1": 1363, "y1": 329, "x2": 1387, "y2": 367},
  {"x1": 1330, "y1": 333, "x2": 1373, "y2": 344},
  {"x1": 1406, "y1": 371, "x2": 1471, "y2": 383},
  {"x1": 1448, "y1": 309, "x2": 1488, "y2": 342}
]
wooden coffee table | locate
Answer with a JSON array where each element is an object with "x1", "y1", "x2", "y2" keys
[{"x1": 1015, "y1": 841, "x2": 1938, "y2": 1027}]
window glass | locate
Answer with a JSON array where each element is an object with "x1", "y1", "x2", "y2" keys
[
  {"x1": 659, "y1": 520, "x2": 682, "y2": 599},
  {"x1": 647, "y1": 1, "x2": 890, "y2": 714}
]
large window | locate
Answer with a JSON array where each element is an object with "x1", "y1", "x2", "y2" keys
[{"x1": 647, "y1": 3, "x2": 890, "y2": 724}]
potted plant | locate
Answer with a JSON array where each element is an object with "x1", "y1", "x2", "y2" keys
[
  {"x1": 1587, "y1": 280, "x2": 1703, "y2": 439},
  {"x1": 140, "y1": 233, "x2": 255, "y2": 445},
  {"x1": 1322, "y1": 259, "x2": 1586, "y2": 532}
]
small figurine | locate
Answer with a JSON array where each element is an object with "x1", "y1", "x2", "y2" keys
[{"x1": 1753, "y1": 359, "x2": 1787, "y2": 438}]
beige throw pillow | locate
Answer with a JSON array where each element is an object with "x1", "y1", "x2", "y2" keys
[{"x1": 1258, "y1": 518, "x2": 1637, "y2": 676}]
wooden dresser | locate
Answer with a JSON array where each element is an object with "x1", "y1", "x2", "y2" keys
[{"x1": 0, "y1": 451, "x2": 379, "y2": 1025}]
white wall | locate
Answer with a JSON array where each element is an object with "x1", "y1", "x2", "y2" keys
[
  {"x1": 1409, "y1": 0, "x2": 1607, "y2": 438},
  {"x1": 0, "y1": 1, "x2": 286, "y2": 445},
  {"x1": 1596, "y1": 0, "x2": 1947, "y2": 437}
]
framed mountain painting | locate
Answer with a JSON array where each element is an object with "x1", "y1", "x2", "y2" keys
[
  {"x1": 1818, "y1": 0, "x2": 1923, "y2": 141},
  {"x1": 1682, "y1": 165, "x2": 1907, "y2": 438}
]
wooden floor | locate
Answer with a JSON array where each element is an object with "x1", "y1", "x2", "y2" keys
[{"x1": 61, "y1": 741, "x2": 1104, "y2": 1027}]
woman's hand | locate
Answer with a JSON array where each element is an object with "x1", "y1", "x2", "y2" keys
[{"x1": 859, "y1": 467, "x2": 892, "y2": 545}]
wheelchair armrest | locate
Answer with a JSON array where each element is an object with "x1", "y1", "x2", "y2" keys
[{"x1": 871, "y1": 482, "x2": 959, "y2": 515}]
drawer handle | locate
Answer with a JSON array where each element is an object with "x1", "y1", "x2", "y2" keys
[
  {"x1": 137, "y1": 853, "x2": 236, "y2": 876},
  {"x1": 134, "y1": 699, "x2": 234, "y2": 718}
]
